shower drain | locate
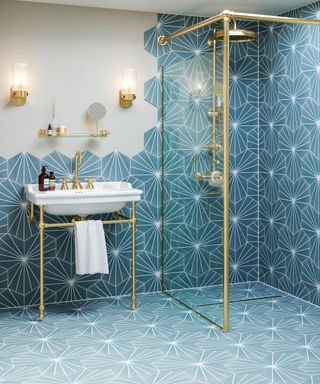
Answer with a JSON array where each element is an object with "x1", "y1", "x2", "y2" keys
[{"x1": 194, "y1": 294, "x2": 283, "y2": 307}]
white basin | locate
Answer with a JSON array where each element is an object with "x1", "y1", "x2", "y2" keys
[{"x1": 25, "y1": 182, "x2": 143, "y2": 216}]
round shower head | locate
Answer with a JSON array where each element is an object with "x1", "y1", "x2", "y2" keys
[{"x1": 214, "y1": 19, "x2": 257, "y2": 43}]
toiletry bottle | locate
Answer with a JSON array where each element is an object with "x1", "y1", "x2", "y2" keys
[
  {"x1": 51, "y1": 101, "x2": 57, "y2": 136},
  {"x1": 49, "y1": 171, "x2": 56, "y2": 191},
  {"x1": 38, "y1": 166, "x2": 49, "y2": 191},
  {"x1": 47, "y1": 124, "x2": 53, "y2": 137}
]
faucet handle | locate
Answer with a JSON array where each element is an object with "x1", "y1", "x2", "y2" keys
[
  {"x1": 85, "y1": 178, "x2": 95, "y2": 189},
  {"x1": 60, "y1": 178, "x2": 69, "y2": 190}
]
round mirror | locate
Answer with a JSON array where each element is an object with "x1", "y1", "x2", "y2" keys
[{"x1": 87, "y1": 103, "x2": 106, "y2": 121}]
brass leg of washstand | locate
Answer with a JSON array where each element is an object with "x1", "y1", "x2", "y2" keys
[
  {"x1": 39, "y1": 205, "x2": 45, "y2": 321},
  {"x1": 131, "y1": 201, "x2": 137, "y2": 310}
]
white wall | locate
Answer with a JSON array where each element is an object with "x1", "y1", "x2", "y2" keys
[{"x1": 0, "y1": 0, "x2": 156, "y2": 158}]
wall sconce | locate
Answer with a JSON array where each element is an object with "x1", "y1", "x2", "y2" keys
[
  {"x1": 10, "y1": 62, "x2": 29, "y2": 106},
  {"x1": 119, "y1": 68, "x2": 137, "y2": 108}
]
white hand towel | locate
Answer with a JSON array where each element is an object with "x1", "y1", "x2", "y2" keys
[{"x1": 75, "y1": 220, "x2": 109, "y2": 275}]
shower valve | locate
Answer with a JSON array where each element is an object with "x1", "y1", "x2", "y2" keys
[
  {"x1": 208, "y1": 109, "x2": 221, "y2": 118},
  {"x1": 208, "y1": 110, "x2": 219, "y2": 118}
]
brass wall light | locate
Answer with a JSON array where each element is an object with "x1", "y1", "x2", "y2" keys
[
  {"x1": 10, "y1": 62, "x2": 29, "y2": 106},
  {"x1": 119, "y1": 68, "x2": 137, "y2": 108}
]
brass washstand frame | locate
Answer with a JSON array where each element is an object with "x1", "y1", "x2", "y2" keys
[
  {"x1": 28, "y1": 201, "x2": 137, "y2": 321},
  {"x1": 159, "y1": 10, "x2": 320, "y2": 332}
]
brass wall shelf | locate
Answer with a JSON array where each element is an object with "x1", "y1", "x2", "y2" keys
[
  {"x1": 27, "y1": 202, "x2": 137, "y2": 321},
  {"x1": 38, "y1": 129, "x2": 110, "y2": 138}
]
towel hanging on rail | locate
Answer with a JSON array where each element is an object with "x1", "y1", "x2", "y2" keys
[{"x1": 75, "y1": 220, "x2": 109, "y2": 275}]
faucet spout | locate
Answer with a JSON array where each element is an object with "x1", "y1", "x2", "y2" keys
[{"x1": 73, "y1": 151, "x2": 83, "y2": 190}]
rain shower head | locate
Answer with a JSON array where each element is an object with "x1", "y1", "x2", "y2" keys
[{"x1": 213, "y1": 19, "x2": 257, "y2": 43}]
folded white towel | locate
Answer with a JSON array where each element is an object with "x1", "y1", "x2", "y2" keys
[{"x1": 75, "y1": 220, "x2": 109, "y2": 275}]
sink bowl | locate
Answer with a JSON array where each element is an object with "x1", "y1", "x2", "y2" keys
[{"x1": 25, "y1": 182, "x2": 143, "y2": 216}]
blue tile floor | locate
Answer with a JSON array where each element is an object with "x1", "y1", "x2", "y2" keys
[{"x1": 0, "y1": 282, "x2": 319, "y2": 383}]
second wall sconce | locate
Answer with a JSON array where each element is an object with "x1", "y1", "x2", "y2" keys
[
  {"x1": 10, "y1": 62, "x2": 29, "y2": 106},
  {"x1": 119, "y1": 68, "x2": 137, "y2": 108}
]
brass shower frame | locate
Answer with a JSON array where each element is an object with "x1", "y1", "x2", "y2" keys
[
  {"x1": 159, "y1": 10, "x2": 320, "y2": 333},
  {"x1": 158, "y1": 10, "x2": 320, "y2": 45},
  {"x1": 28, "y1": 201, "x2": 137, "y2": 321}
]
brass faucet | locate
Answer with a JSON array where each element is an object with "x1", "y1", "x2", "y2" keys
[{"x1": 73, "y1": 151, "x2": 83, "y2": 189}]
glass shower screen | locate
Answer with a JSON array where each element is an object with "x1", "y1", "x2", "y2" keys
[{"x1": 161, "y1": 39, "x2": 225, "y2": 327}]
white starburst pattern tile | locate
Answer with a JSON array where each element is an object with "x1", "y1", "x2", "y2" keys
[{"x1": 259, "y1": 2, "x2": 320, "y2": 305}]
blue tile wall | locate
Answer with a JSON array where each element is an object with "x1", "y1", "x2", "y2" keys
[
  {"x1": 146, "y1": 3, "x2": 320, "y2": 306},
  {"x1": 229, "y1": 21, "x2": 259, "y2": 283},
  {"x1": 259, "y1": 2, "x2": 320, "y2": 305},
  {"x1": 0, "y1": 147, "x2": 161, "y2": 307}
]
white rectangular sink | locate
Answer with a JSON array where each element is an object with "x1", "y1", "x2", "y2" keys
[{"x1": 25, "y1": 182, "x2": 143, "y2": 216}]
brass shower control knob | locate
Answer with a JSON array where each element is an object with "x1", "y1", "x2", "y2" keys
[
  {"x1": 207, "y1": 37, "x2": 215, "y2": 47},
  {"x1": 85, "y1": 178, "x2": 95, "y2": 189},
  {"x1": 60, "y1": 178, "x2": 69, "y2": 190},
  {"x1": 208, "y1": 110, "x2": 219, "y2": 118}
]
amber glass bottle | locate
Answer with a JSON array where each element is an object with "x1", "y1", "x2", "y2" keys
[
  {"x1": 49, "y1": 171, "x2": 56, "y2": 191},
  {"x1": 38, "y1": 166, "x2": 49, "y2": 191}
]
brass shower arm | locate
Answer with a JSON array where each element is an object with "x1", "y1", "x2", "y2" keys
[{"x1": 158, "y1": 9, "x2": 320, "y2": 45}]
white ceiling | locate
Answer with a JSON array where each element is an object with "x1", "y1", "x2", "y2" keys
[{"x1": 17, "y1": 0, "x2": 313, "y2": 17}]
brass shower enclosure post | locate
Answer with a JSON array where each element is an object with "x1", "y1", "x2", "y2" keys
[
  {"x1": 222, "y1": 15, "x2": 230, "y2": 333},
  {"x1": 28, "y1": 202, "x2": 138, "y2": 320}
]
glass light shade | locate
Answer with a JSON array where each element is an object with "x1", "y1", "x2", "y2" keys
[
  {"x1": 121, "y1": 68, "x2": 137, "y2": 94},
  {"x1": 12, "y1": 62, "x2": 28, "y2": 90}
]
